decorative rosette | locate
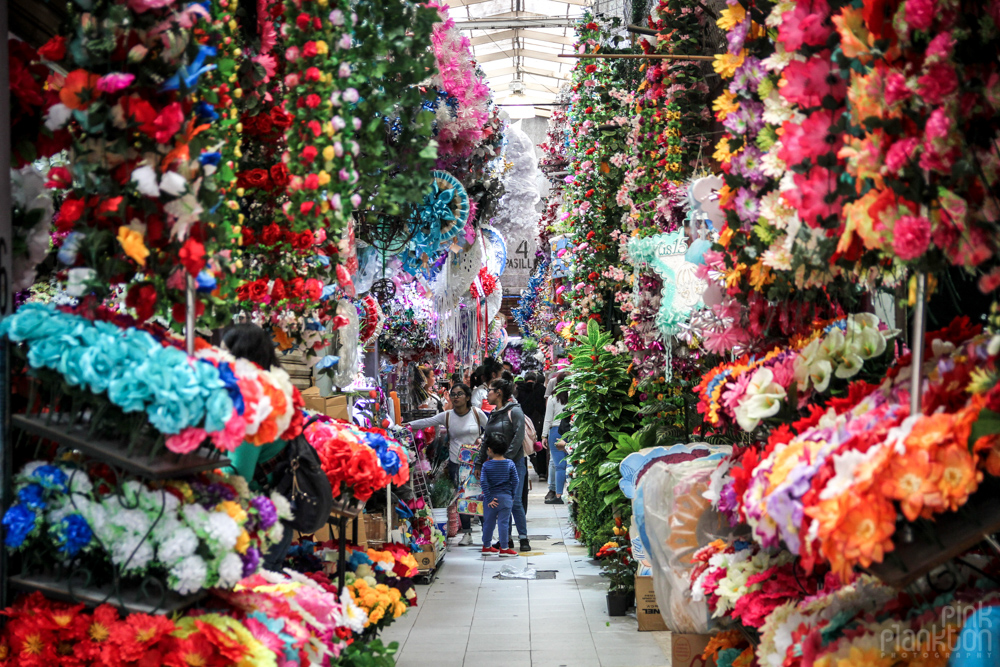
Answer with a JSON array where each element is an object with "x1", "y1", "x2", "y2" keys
[
  {"x1": 403, "y1": 171, "x2": 470, "y2": 275},
  {"x1": 358, "y1": 295, "x2": 386, "y2": 344}
]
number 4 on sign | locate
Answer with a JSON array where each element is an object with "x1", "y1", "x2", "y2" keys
[{"x1": 515, "y1": 240, "x2": 529, "y2": 258}]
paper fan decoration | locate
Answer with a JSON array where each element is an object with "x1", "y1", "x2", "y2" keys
[
  {"x1": 358, "y1": 295, "x2": 385, "y2": 344},
  {"x1": 481, "y1": 225, "x2": 507, "y2": 278},
  {"x1": 410, "y1": 170, "x2": 470, "y2": 252}
]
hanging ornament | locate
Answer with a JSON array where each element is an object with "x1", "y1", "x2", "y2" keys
[
  {"x1": 405, "y1": 170, "x2": 470, "y2": 265},
  {"x1": 371, "y1": 278, "x2": 396, "y2": 303},
  {"x1": 481, "y1": 225, "x2": 507, "y2": 278}
]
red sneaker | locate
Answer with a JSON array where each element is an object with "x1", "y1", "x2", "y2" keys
[
  {"x1": 481, "y1": 547, "x2": 498, "y2": 554},
  {"x1": 499, "y1": 548, "x2": 518, "y2": 557}
]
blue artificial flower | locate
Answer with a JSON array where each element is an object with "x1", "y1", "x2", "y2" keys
[
  {"x1": 1, "y1": 504, "x2": 38, "y2": 549},
  {"x1": 204, "y1": 389, "x2": 235, "y2": 433},
  {"x1": 215, "y1": 362, "x2": 244, "y2": 416},
  {"x1": 57, "y1": 232, "x2": 84, "y2": 266},
  {"x1": 315, "y1": 355, "x2": 340, "y2": 372},
  {"x1": 304, "y1": 318, "x2": 325, "y2": 332},
  {"x1": 320, "y1": 285, "x2": 338, "y2": 302},
  {"x1": 5, "y1": 304, "x2": 64, "y2": 343},
  {"x1": 121, "y1": 328, "x2": 160, "y2": 364},
  {"x1": 196, "y1": 271, "x2": 217, "y2": 293},
  {"x1": 199, "y1": 151, "x2": 222, "y2": 166},
  {"x1": 147, "y1": 398, "x2": 194, "y2": 435},
  {"x1": 57, "y1": 345, "x2": 88, "y2": 387},
  {"x1": 55, "y1": 514, "x2": 93, "y2": 557},
  {"x1": 17, "y1": 484, "x2": 46, "y2": 510},
  {"x1": 194, "y1": 101, "x2": 219, "y2": 122},
  {"x1": 108, "y1": 370, "x2": 154, "y2": 413},
  {"x1": 31, "y1": 465, "x2": 68, "y2": 491},
  {"x1": 161, "y1": 45, "x2": 217, "y2": 91},
  {"x1": 78, "y1": 346, "x2": 116, "y2": 394},
  {"x1": 27, "y1": 333, "x2": 76, "y2": 370}
]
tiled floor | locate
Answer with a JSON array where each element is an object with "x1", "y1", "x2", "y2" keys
[{"x1": 381, "y1": 471, "x2": 671, "y2": 667}]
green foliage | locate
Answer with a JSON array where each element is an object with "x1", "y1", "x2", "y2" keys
[
  {"x1": 561, "y1": 320, "x2": 640, "y2": 553},
  {"x1": 332, "y1": 639, "x2": 399, "y2": 667}
]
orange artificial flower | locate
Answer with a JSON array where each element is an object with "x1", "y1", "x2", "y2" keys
[
  {"x1": 832, "y1": 6, "x2": 872, "y2": 62},
  {"x1": 879, "y1": 448, "x2": 942, "y2": 522},
  {"x1": 904, "y1": 413, "x2": 955, "y2": 450},
  {"x1": 935, "y1": 444, "x2": 982, "y2": 512},
  {"x1": 817, "y1": 492, "x2": 896, "y2": 579},
  {"x1": 59, "y1": 70, "x2": 100, "y2": 110}
]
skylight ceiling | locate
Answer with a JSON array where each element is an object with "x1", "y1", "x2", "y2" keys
[{"x1": 452, "y1": 0, "x2": 589, "y2": 110}]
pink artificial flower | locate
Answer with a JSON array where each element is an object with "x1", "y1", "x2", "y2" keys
[
  {"x1": 884, "y1": 137, "x2": 919, "y2": 174},
  {"x1": 127, "y1": 0, "x2": 173, "y2": 13},
  {"x1": 778, "y1": 109, "x2": 841, "y2": 165},
  {"x1": 96, "y1": 73, "x2": 135, "y2": 93},
  {"x1": 905, "y1": 0, "x2": 935, "y2": 31},
  {"x1": 777, "y1": 0, "x2": 832, "y2": 51},
  {"x1": 285, "y1": 46, "x2": 300, "y2": 62},
  {"x1": 783, "y1": 166, "x2": 843, "y2": 227},
  {"x1": 918, "y1": 64, "x2": 958, "y2": 105},
  {"x1": 892, "y1": 215, "x2": 931, "y2": 260},
  {"x1": 259, "y1": 20, "x2": 277, "y2": 53},
  {"x1": 781, "y1": 54, "x2": 846, "y2": 108},
  {"x1": 253, "y1": 54, "x2": 277, "y2": 80},
  {"x1": 949, "y1": 227, "x2": 993, "y2": 267},
  {"x1": 166, "y1": 427, "x2": 208, "y2": 454},
  {"x1": 925, "y1": 32, "x2": 955, "y2": 62},
  {"x1": 884, "y1": 71, "x2": 911, "y2": 107},
  {"x1": 978, "y1": 267, "x2": 1000, "y2": 294},
  {"x1": 925, "y1": 107, "x2": 952, "y2": 141},
  {"x1": 211, "y1": 413, "x2": 247, "y2": 452}
]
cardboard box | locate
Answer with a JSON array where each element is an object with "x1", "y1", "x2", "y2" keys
[
  {"x1": 364, "y1": 514, "x2": 386, "y2": 543},
  {"x1": 670, "y1": 633, "x2": 716, "y2": 667},
  {"x1": 301, "y1": 516, "x2": 367, "y2": 546},
  {"x1": 415, "y1": 544, "x2": 436, "y2": 571},
  {"x1": 635, "y1": 575, "x2": 668, "y2": 632},
  {"x1": 301, "y1": 387, "x2": 351, "y2": 420}
]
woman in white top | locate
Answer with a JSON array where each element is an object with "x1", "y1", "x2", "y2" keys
[
  {"x1": 407, "y1": 383, "x2": 486, "y2": 545},
  {"x1": 542, "y1": 389, "x2": 568, "y2": 504},
  {"x1": 469, "y1": 366, "x2": 489, "y2": 410}
]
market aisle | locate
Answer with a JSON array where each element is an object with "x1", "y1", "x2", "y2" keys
[{"x1": 382, "y1": 471, "x2": 671, "y2": 667}]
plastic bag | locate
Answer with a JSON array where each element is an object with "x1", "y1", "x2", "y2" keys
[
  {"x1": 493, "y1": 563, "x2": 536, "y2": 580},
  {"x1": 641, "y1": 453, "x2": 740, "y2": 634}
]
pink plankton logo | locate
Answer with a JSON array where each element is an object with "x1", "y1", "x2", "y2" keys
[{"x1": 880, "y1": 603, "x2": 994, "y2": 661}]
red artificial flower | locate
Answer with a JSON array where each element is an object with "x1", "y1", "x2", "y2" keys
[
  {"x1": 248, "y1": 279, "x2": 270, "y2": 303},
  {"x1": 302, "y1": 145, "x2": 318, "y2": 163},
  {"x1": 586, "y1": 231, "x2": 595, "y2": 239},
  {"x1": 287, "y1": 277, "x2": 305, "y2": 299},
  {"x1": 917, "y1": 64, "x2": 958, "y2": 106},
  {"x1": 585, "y1": 65, "x2": 597, "y2": 74},
  {"x1": 171, "y1": 299, "x2": 206, "y2": 324},
  {"x1": 45, "y1": 166, "x2": 72, "y2": 189},
  {"x1": 304, "y1": 278, "x2": 323, "y2": 301},
  {"x1": 242, "y1": 168, "x2": 272, "y2": 191},
  {"x1": 303, "y1": 41, "x2": 318, "y2": 58},
  {"x1": 260, "y1": 223, "x2": 282, "y2": 246},
  {"x1": 780, "y1": 54, "x2": 845, "y2": 108},
  {"x1": 109, "y1": 613, "x2": 174, "y2": 663},
  {"x1": 271, "y1": 107, "x2": 293, "y2": 130},
  {"x1": 777, "y1": 0, "x2": 833, "y2": 51},
  {"x1": 126, "y1": 283, "x2": 158, "y2": 322},
  {"x1": 305, "y1": 67, "x2": 322, "y2": 82},
  {"x1": 269, "y1": 163, "x2": 290, "y2": 189},
  {"x1": 305, "y1": 94, "x2": 322, "y2": 109},
  {"x1": 57, "y1": 198, "x2": 85, "y2": 230},
  {"x1": 293, "y1": 230, "x2": 315, "y2": 250},
  {"x1": 252, "y1": 113, "x2": 274, "y2": 135},
  {"x1": 152, "y1": 102, "x2": 185, "y2": 145},
  {"x1": 37, "y1": 35, "x2": 67, "y2": 61},
  {"x1": 295, "y1": 12, "x2": 312, "y2": 30},
  {"x1": 119, "y1": 96, "x2": 159, "y2": 138},
  {"x1": 179, "y1": 238, "x2": 206, "y2": 276},
  {"x1": 300, "y1": 201, "x2": 315, "y2": 215},
  {"x1": 304, "y1": 173, "x2": 319, "y2": 190},
  {"x1": 59, "y1": 70, "x2": 100, "y2": 111}
]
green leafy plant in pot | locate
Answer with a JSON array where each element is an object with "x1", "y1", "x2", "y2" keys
[{"x1": 595, "y1": 529, "x2": 636, "y2": 616}]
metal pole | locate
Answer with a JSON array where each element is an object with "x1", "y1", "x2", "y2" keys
[
  {"x1": 337, "y1": 514, "x2": 348, "y2": 591},
  {"x1": 557, "y1": 53, "x2": 716, "y2": 61},
  {"x1": 185, "y1": 274, "x2": 196, "y2": 356},
  {"x1": 0, "y1": 0, "x2": 13, "y2": 611},
  {"x1": 909, "y1": 273, "x2": 927, "y2": 417},
  {"x1": 386, "y1": 485, "x2": 391, "y2": 542}
]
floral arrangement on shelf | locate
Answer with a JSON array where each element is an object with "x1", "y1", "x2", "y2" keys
[
  {"x1": 396, "y1": 502, "x2": 445, "y2": 556},
  {"x1": 1, "y1": 303, "x2": 303, "y2": 453},
  {"x1": 38, "y1": 1, "x2": 237, "y2": 328},
  {"x1": 707, "y1": 317, "x2": 1000, "y2": 579},
  {"x1": 9, "y1": 38, "x2": 71, "y2": 167},
  {"x1": 689, "y1": 539, "x2": 821, "y2": 629},
  {"x1": 695, "y1": 313, "x2": 898, "y2": 434},
  {"x1": 1, "y1": 462, "x2": 289, "y2": 596},
  {"x1": 336, "y1": 544, "x2": 418, "y2": 632},
  {"x1": 303, "y1": 416, "x2": 408, "y2": 504}
]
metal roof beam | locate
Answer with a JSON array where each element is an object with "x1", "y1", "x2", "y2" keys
[
  {"x1": 455, "y1": 17, "x2": 580, "y2": 29},
  {"x1": 476, "y1": 47, "x2": 566, "y2": 64},
  {"x1": 470, "y1": 29, "x2": 575, "y2": 46}
]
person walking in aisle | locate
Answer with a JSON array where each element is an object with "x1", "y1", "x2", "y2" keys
[
  {"x1": 475, "y1": 378, "x2": 531, "y2": 551},
  {"x1": 406, "y1": 384, "x2": 486, "y2": 546},
  {"x1": 479, "y1": 433, "x2": 520, "y2": 557},
  {"x1": 469, "y1": 366, "x2": 489, "y2": 410},
  {"x1": 543, "y1": 389, "x2": 569, "y2": 504}
]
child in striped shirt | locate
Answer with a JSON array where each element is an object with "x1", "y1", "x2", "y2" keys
[{"x1": 479, "y1": 432, "x2": 520, "y2": 557}]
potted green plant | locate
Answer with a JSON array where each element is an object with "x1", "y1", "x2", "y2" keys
[{"x1": 596, "y1": 532, "x2": 637, "y2": 616}]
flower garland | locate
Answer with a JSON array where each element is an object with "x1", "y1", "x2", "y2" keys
[
  {"x1": 1, "y1": 462, "x2": 289, "y2": 595},
  {"x1": 1, "y1": 303, "x2": 302, "y2": 451}
]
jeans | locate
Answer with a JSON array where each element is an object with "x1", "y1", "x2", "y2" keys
[
  {"x1": 482, "y1": 493, "x2": 513, "y2": 549},
  {"x1": 550, "y1": 446, "x2": 568, "y2": 495},
  {"x1": 264, "y1": 519, "x2": 294, "y2": 571},
  {"x1": 547, "y1": 426, "x2": 560, "y2": 492},
  {"x1": 448, "y1": 460, "x2": 472, "y2": 532},
  {"x1": 508, "y1": 457, "x2": 528, "y2": 540}
]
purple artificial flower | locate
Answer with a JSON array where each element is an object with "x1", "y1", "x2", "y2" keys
[
  {"x1": 731, "y1": 144, "x2": 767, "y2": 187},
  {"x1": 242, "y1": 546, "x2": 262, "y2": 577},
  {"x1": 733, "y1": 187, "x2": 760, "y2": 225},
  {"x1": 730, "y1": 56, "x2": 767, "y2": 94},
  {"x1": 718, "y1": 481, "x2": 740, "y2": 527},
  {"x1": 727, "y1": 19, "x2": 750, "y2": 55},
  {"x1": 251, "y1": 495, "x2": 279, "y2": 531}
]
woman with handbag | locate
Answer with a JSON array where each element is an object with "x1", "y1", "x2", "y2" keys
[
  {"x1": 406, "y1": 383, "x2": 486, "y2": 546},
  {"x1": 474, "y1": 379, "x2": 530, "y2": 552}
]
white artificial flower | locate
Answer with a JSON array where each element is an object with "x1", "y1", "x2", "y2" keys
[
  {"x1": 131, "y1": 166, "x2": 160, "y2": 197},
  {"x1": 159, "y1": 171, "x2": 187, "y2": 197},
  {"x1": 834, "y1": 352, "x2": 864, "y2": 379},
  {"x1": 157, "y1": 526, "x2": 199, "y2": 565},
  {"x1": 268, "y1": 521, "x2": 285, "y2": 546},
  {"x1": 734, "y1": 368, "x2": 787, "y2": 432},
  {"x1": 110, "y1": 506, "x2": 153, "y2": 538},
  {"x1": 65, "y1": 469, "x2": 93, "y2": 495},
  {"x1": 113, "y1": 534, "x2": 155, "y2": 573},
  {"x1": 45, "y1": 103, "x2": 73, "y2": 131},
  {"x1": 228, "y1": 475, "x2": 251, "y2": 500},
  {"x1": 808, "y1": 359, "x2": 833, "y2": 393},
  {"x1": 216, "y1": 552, "x2": 244, "y2": 589},
  {"x1": 65, "y1": 268, "x2": 97, "y2": 297},
  {"x1": 170, "y1": 555, "x2": 208, "y2": 595},
  {"x1": 204, "y1": 511, "x2": 240, "y2": 551},
  {"x1": 989, "y1": 334, "x2": 1000, "y2": 357},
  {"x1": 340, "y1": 588, "x2": 368, "y2": 634}
]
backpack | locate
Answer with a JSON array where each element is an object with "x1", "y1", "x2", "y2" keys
[
  {"x1": 522, "y1": 415, "x2": 537, "y2": 457},
  {"x1": 267, "y1": 417, "x2": 334, "y2": 534}
]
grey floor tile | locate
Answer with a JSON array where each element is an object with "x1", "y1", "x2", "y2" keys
[{"x1": 463, "y1": 650, "x2": 532, "y2": 667}]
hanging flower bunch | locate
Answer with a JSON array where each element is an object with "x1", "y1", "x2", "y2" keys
[
  {"x1": 9, "y1": 38, "x2": 71, "y2": 167},
  {"x1": 1, "y1": 462, "x2": 290, "y2": 595},
  {"x1": 695, "y1": 313, "x2": 898, "y2": 433},
  {"x1": 426, "y1": 4, "x2": 492, "y2": 166},
  {"x1": 39, "y1": 3, "x2": 235, "y2": 329},
  {"x1": 708, "y1": 318, "x2": 1000, "y2": 579},
  {"x1": 377, "y1": 280, "x2": 438, "y2": 359},
  {"x1": 302, "y1": 416, "x2": 407, "y2": 502},
  {"x1": 1, "y1": 302, "x2": 303, "y2": 451}
]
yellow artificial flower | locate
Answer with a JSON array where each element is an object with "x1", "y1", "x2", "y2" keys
[
  {"x1": 315, "y1": 40, "x2": 329, "y2": 55},
  {"x1": 218, "y1": 500, "x2": 248, "y2": 524},
  {"x1": 725, "y1": 263, "x2": 747, "y2": 288},
  {"x1": 117, "y1": 226, "x2": 149, "y2": 267},
  {"x1": 322, "y1": 145, "x2": 335, "y2": 161},
  {"x1": 235, "y1": 530, "x2": 250, "y2": 554},
  {"x1": 713, "y1": 136, "x2": 743, "y2": 165},
  {"x1": 713, "y1": 50, "x2": 746, "y2": 79},
  {"x1": 716, "y1": 3, "x2": 746, "y2": 30},
  {"x1": 317, "y1": 170, "x2": 331, "y2": 186},
  {"x1": 712, "y1": 90, "x2": 740, "y2": 120}
]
